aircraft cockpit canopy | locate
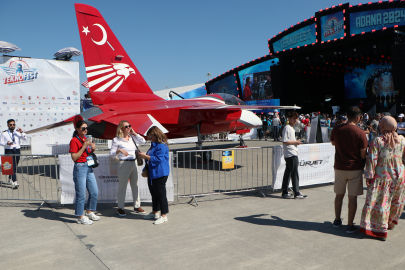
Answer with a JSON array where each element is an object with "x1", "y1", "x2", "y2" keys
[{"x1": 215, "y1": 93, "x2": 246, "y2": 106}]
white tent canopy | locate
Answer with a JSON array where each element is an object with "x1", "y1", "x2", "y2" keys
[{"x1": 153, "y1": 83, "x2": 205, "y2": 99}]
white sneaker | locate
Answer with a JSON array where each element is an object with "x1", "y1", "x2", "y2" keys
[
  {"x1": 153, "y1": 216, "x2": 168, "y2": 225},
  {"x1": 143, "y1": 212, "x2": 159, "y2": 220},
  {"x1": 85, "y1": 212, "x2": 100, "y2": 221},
  {"x1": 77, "y1": 216, "x2": 93, "y2": 225},
  {"x1": 12, "y1": 181, "x2": 19, "y2": 189}
]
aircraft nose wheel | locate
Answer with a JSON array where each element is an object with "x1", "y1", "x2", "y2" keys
[{"x1": 202, "y1": 150, "x2": 212, "y2": 162}]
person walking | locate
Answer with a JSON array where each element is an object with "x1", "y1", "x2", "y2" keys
[
  {"x1": 0, "y1": 119, "x2": 27, "y2": 189},
  {"x1": 110, "y1": 120, "x2": 147, "y2": 216},
  {"x1": 272, "y1": 112, "x2": 281, "y2": 141},
  {"x1": 330, "y1": 106, "x2": 368, "y2": 233},
  {"x1": 69, "y1": 120, "x2": 100, "y2": 225},
  {"x1": 281, "y1": 111, "x2": 307, "y2": 199},
  {"x1": 360, "y1": 116, "x2": 405, "y2": 240},
  {"x1": 138, "y1": 126, "x2": 170, "y2": 225}
]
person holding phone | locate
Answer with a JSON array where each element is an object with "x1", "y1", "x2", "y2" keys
[
  {"x1": 110, "y1": 120, "x2": 146, "y2": 216},
  {"x1": 138, "y1": 126, "x2": 170, "y2": 225},
  {"x1": 69, "y1": 120, "x2": 99, "y2": 225}
]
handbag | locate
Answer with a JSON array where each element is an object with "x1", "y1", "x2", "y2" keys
[
  {"x1": 90, "y1": 152, "x2": 99, "y2": 168},
  {"x1": 130, "y1": 134, "x2": 143, "y2": 166},
  {"x1": 141, "y1": 163, "x2": 148, "y2": 178}
]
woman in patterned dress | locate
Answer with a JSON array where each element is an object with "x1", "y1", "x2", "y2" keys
[{"x1": 360, "y1": 116, "x2": 405, "y2": 240}]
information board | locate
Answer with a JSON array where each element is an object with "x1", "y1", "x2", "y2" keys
[
  {"x1": 350, "y1": 8, "x2": 405, "y2": 35},
  {"x1": 0, "y1": 57, "x2": 80, "y2": 136},
  {"x1": 320, "y1": 11, "x2": 345, "y2": 41},
  {"x1": 272, "y1": 24, "x2": 316, "y2": 52}
]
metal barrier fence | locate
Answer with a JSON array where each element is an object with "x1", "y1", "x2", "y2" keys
[
  {"x1": 175, "y1": 146, "x2": 273, "y2": 204},
  {"x1": 0, "y1": 155, "x2": 60, "y2": 210}
]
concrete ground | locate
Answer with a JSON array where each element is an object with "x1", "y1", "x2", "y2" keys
[{"x1": 1, "y1": 139, "x2": 405, "y2": 269}]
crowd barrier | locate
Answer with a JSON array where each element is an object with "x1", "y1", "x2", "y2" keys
[
  {"x1": 0, "y1": 143, "x2": 336, "y2": 208},
  {"x1": 174, "y1": 147, "x2": 273, "y2": 204},
  {"x1": 0, "y1": 154, "x2": 60, "y2": 210}
]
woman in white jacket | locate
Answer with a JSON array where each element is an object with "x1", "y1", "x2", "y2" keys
[{"x1": 110, "y1": 120, "x2": 146, "y2": 216}]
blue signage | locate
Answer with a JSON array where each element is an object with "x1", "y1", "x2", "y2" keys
[
  {"x1": 320, "y1": 11, "x2": 344, "y2": 42},
  {"x1": 272, "y1": 24, "x2": 316, "y2": 52},
  {"x1": 350, "y1": 8, "x2": 405, "y2": 35}
]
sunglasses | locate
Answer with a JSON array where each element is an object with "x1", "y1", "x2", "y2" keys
[
  {"x1": 81, "y1": 127, "x2": 88, "y2": 131},
  {"x1": 124, "y1": 125, "x2": 132, "y2": 129},
  {"x1": 9, "y1": 124, "x2": 15, "y2": 126}
]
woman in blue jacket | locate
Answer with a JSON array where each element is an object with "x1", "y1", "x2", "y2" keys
[{"x1": 138, "y1": 126, "x2": 170, "y2": 225}]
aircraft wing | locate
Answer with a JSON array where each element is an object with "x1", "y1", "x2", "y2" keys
[
  {"x1": 25, "y1": 120, "x2": 73, "y2": 134},
  {"x1": 183, "y1": 105, "x2": 301, "y2": 110},
  {"x1": 88, "y1": 113, "x2": 168, "y2": 136}
]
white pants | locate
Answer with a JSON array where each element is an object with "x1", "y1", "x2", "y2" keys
[{"x1": 117, "y1": 161, "x2": 140, "y2": 209}]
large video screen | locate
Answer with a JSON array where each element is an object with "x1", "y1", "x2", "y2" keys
[
  {"x1": 238, "y1": 59, "x2": 279, "y2": 101},
  {"x1": 344, "y1": 64, "x2": 397, "y2": 109},
  {"x1": 207, "y1": 74, "x2": 239, "y2": 97}
]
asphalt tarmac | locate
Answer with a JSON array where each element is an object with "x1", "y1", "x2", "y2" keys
[{"x1": 1, "y1": 139, "x2": 405, "y2": 269}]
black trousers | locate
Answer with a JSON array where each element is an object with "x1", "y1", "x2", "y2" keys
[
  {"x1": 282, "y1": 156, "x2": 299, "y2": 194},
  {"x1": 5, "y1": 148, "x2": 20, "y2": 182},
  {"x1": 148, "y1": 175, "x2": 169, "y2": 215}
]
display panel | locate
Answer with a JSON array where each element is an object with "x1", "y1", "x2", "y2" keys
[
  {"x1": 350, "y1": 8, "x2": 405, "y2": 35},
  {"x1": 207, "y1": 74, "x2": 239, "y2": 97},
  {"x1": 345, "y1": 64, "x2": 397, "y2": 109},
  {"x1": 320, "y1": 11, "x2": 345, "y2": 42},
  {"x1": 238, "y1": 59, "x2": 280, "y2": 108},
  {"x1": 272, "y1": 24, "x2": 316, "y2": 52}
]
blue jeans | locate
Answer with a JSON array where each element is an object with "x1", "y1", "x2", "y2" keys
[
  {"x1": 73, "y1": 163, "x2": 98, "y2": 216},
  {"x1": 273, "y1": 126, "x2": 280, "y2": 140}
]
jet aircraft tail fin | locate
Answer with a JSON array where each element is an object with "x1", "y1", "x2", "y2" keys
[{"x1": 74, "y1": 4, "x2": 160, "y2": 104}]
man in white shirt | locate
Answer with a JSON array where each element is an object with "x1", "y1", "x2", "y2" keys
[
  {"x1": 281, "y1": 111, "x2": 307, "y2": 199},
  {"x1": 0, "y1": 119, "x2": 27, "y2": 189}
]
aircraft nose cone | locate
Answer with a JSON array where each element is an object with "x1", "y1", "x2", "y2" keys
[{"x1": 239, "y1": 110, "x2": 262, "y2": 127}]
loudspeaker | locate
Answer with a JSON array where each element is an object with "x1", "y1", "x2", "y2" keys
[{"x1": 391, "y1": 43, "x2": 405, "y2": 107}]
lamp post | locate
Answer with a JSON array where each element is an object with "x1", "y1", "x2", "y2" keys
[{"x1": 207, "y1": 72, "x2": 211, "y2": 81}]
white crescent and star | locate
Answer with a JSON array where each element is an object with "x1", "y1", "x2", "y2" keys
[{"x1": 82, "y1": 24, "x2": 107, "y2": 46}]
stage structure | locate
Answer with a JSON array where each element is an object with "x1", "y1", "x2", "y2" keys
[
  {"x1": 0, "y1": 56, "x2": 80, "y2": 136},
  {"x1": 207, "y1": 1, "x2": 405, "y2": 114}
]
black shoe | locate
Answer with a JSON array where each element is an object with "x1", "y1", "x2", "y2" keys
[
  {"x1": 333, "y1": 219, "x2": 343, "y2": 228},
  {"x1": 294, "y1": 193, "x2": 307, "y2": 199},
  {"x1": 281, "y1": 192, "x2": 293, "y2": 198},
  {"x1": 346, "y1": 225, "x2": 359, "y2": 234}
]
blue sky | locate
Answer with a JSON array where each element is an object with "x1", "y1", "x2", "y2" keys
[{"x1": 2, "y1": 0, "x2": 351, "y2": 97}]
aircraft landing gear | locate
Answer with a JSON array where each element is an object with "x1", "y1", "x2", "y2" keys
[{"x1": 195, "y1": 123, "x2": 212, "y2": 162}]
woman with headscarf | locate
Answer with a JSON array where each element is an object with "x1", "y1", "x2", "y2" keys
[{"x1": 360, "y1": 116, "x2": 405, "y2": 240}]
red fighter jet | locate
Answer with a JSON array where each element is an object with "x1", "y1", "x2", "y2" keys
[{"x1": 28, "y1": 4, "x2": 299, "y2": 149}]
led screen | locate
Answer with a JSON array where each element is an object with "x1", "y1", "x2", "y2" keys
[
  {"x1": 208, "y1": 74, "x2": 239, "y2": 97},
  {"x1": 272, "y1": 24, "x2": 316, "y2": 52},
  {"x1": 344, "y1": 64, "x2": 397, "y2": 109},
  {"x1": 238, "y1": 59, "x2": 278, "y2": 101},
  {"x1": 320, "y1": 11, "x2": 344, "y2": 42},
  {"x1": 350, "y1": 8, "x2": 405, "y2": 35}
]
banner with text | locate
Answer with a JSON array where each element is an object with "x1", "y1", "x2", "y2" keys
[
  {"x1": 59, "y1": 154, "x2": 174, "y2": 204},
  {"x1": 272, "y1": 24, "x2": 316, "y2": 52},
  {"x1": 0, "y1": 57, "x2": 80, "y2": 136},
  {"x1": 272, "y1": 143, "x2": 335, "y2": 190}
]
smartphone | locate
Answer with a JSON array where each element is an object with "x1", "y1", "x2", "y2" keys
[{"x1": 87, "y1": 135, "x2": 92, "y2": 142}]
